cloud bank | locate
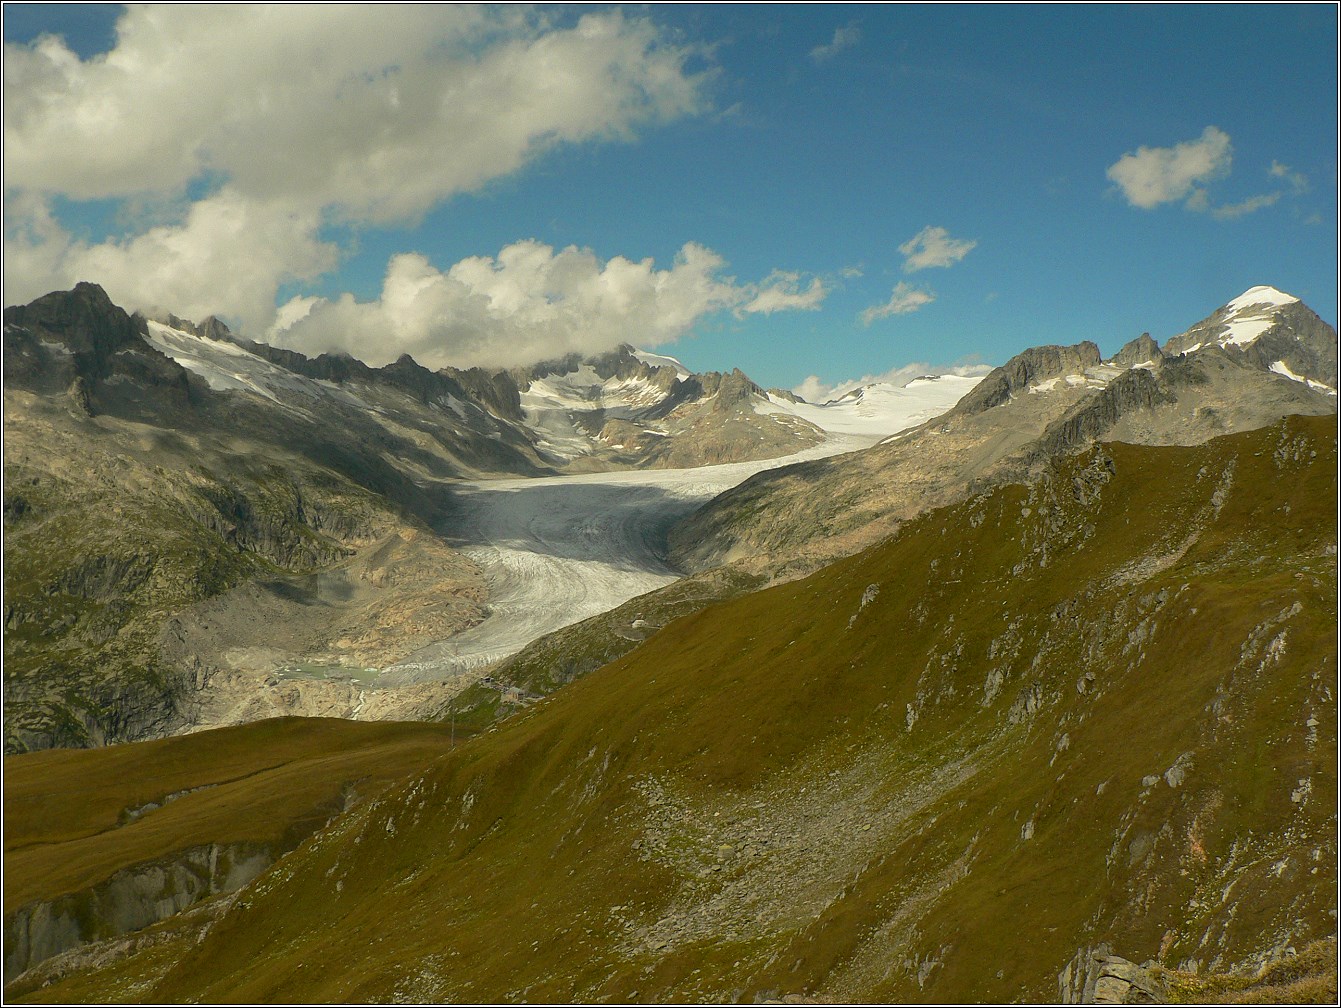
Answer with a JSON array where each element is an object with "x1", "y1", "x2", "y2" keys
[
  {"x1": 2, "y1": 6, "x2": 832, "y2": 365},
  {"x1": 271, "y1": 241, "x2": 827, "y2": 370}
]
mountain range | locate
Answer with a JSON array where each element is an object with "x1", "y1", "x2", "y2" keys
[
  {"x1": 2, "y1": 282, "x2": 1336, "y2": 1003},
  {"x1": 2, "y1": 283, "x2": 975, "y2": 752}
]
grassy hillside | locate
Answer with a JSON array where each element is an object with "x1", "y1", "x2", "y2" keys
[
  {"x1": 4, "y1": 718, "x2": 458, "y2": 913},
  {"x1": 9, "y1": 415, "x2": 1336, "y2": 1003},
  {"x1": 3, "y1": 718, "x2": 461, "y2": 986}
]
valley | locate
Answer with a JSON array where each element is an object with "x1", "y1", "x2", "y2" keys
[
  {"x1": 5, "y1": 9, "x2": 1336, "y2": 1004},
  {"x1": 5, "y1": 413, "x2": 1335, "y2": 1003},
  {"x1": 2, "y1": 282, "x2": 1337, "y2": 1004},
  {"x1": 380, "y1": 429, "x2": 883, "y2": 685}
]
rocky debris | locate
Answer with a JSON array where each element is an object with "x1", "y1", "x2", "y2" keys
[
  {"x1": 1060, "y1": 947, "x2": 1167, "y2": 1004},
  {"x1": 1070, "y1": 453, "x2": 1116, "y2": 506},
  {"x1": 755, "y1": 993, "x2": 831, "y2": 1004}
]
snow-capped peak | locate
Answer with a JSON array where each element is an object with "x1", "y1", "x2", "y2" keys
[
  {"x1": 1167, "y1": 286, "x2": 1302, "y2": 356},
  {"x1": 1210, "y1": 286, "x2": 1299, "y2": 348},
  {"x1": 1222, "y1": 285, "x2": 1298, "y2": 316}
]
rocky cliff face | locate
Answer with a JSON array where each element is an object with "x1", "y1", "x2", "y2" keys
[
  {"x1": 1110, "y1": 333, "x2": 1163, "y2": 368},
  {"x1": 4, "y1": 842, "x2": 272, "y2": 983}
]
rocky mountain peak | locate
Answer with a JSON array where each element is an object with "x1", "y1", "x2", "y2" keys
[
  {"x1": 159, "y1": 312, "x2": 235, "y2": 344},
  {"x1": 951, "y1": 341, "x2": 1102, "y2": 417},
  {"x1": 1163, "y1": 286, "x2": 1338, "y2": 390},
  {"x1": 708, "y1": 367, "x2": 764, "y2": 414},
  {"x1": 4, "y1": 285, "x2": 198, "y2": 420},
  {"x1": 1109, "y1": 333, "x2": 1164, "y2": 368},
  {"x1": 4, "y1": 282, "x2": 143, "y2": 361}
]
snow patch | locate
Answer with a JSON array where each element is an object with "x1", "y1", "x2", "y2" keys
[
  {"x1": 1223, "y1": 285, "x2": 1298, "y2": 315},
  {"x1": 1028, "y1": 371, "x2": 1109, "y2": 394},
  {"x1": 1218, "y1": 317, "x2": 1276, "y2": 347},
  {"x1": 1269, "y1": 360, "x2": 1337, "y2": 395}
]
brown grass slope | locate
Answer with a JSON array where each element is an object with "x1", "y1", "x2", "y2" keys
[
  {"x1": 2, "y1": 718, "x2": 457, "y2": 984},
  {"x1": 12, "y1": 415, "x2": 1337, "y2": 1004}
]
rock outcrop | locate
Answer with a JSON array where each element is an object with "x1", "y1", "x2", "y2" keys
[
  {"x1": 1059, "y1": 947, "x2": 1167, "y2": 1004},
  {"x1": 4, "y1": 842, "x2": 272, "y2": 983}
]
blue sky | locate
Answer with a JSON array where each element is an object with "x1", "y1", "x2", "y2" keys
[{"x1": 4, "y1": 4, "x2": 1337, "y2": 396}]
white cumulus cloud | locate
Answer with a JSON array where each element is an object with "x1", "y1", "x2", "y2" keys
[
  {"x1": 898, "y1": 226, "x2": 978, "y2": 272},
  {"x1": 2, "y1": 6, "x2": 723, "y2": 341},
  {"x1": 742, "y1": 271, "x2": 827, "y2": 314},
  {"x1": 270, "y1": 240, "x2": 818, "y2": 370},
  {"x1": 4, "y1": 188, "x2": 336, "y2": 332},
  {"x1": 1106, "y1": 126, "x2": 1232, "y2": 209},
  {"x1": 4, "y1": 7, "x2": 706, "y2": 220},
  {"x1": 860, "y1": 281, "x2": 935, "y2": 325}
]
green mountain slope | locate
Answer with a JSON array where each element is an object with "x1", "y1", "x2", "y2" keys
[{"x1": 8, "y1": 415, "x2": 1336, "y2": 1004}]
